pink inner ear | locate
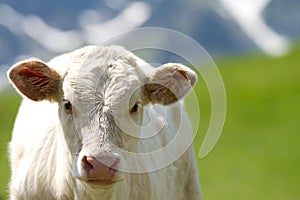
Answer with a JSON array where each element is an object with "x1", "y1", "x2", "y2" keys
[
  {"x1": 172, "y1": 68, "x2": 195, "y2": 86},
  {"x1": 18, "y1": 67, "x2": 32, "y2": 76},
  {"x1": 146, "y1": 64, "x2": 197, "y2": 105},
  {"x1": 172, "y1": 69, "x2": 187, "y2": 82},
  {"x1": 9, "y1": 60, "x2": 61, "y2": 101},
  {"x1": 17, "y1": 67, "x2": 50, "y2": 87},
  {"x1": 18, "y1": 64, "x2": 46, "y2": 76}
]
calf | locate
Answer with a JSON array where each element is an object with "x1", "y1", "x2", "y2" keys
[{"x1": 8, "y1": 45, "x2": 201, "y2": 199}]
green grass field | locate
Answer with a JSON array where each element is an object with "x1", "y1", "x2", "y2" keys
[
  {"x1": 0, "y1": 92, "x2": 21, "y2": 200},
  {"x1": 0, "y1": 45, "x2": 299, "y2": 199},
  {"x1": 193, "y1": 45, "x2": 300, "y2": 199}
]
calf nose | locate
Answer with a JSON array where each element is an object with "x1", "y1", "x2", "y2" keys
[{"x1": 82, "y1": 154, "x2": 119, "y2": 180}]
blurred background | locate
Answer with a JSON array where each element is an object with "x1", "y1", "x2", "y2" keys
[{"x1": 0, "y1": 0, "x2": 299, "y2": 199}]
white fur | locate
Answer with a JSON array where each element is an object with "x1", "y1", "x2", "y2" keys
[{"x1": 8, "y1": 46, "x2": 202, "y2": 200}]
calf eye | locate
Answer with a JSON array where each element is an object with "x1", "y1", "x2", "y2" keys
[
  {"x1": 63, "y1": 99, "x2": 72, "y2": 114},
  {"x1": 130, "y1": 102, "x2": 141, "y2": 114}
]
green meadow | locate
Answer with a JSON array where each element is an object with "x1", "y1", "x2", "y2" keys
[
  {"x1": 0, "y1": 45, "x2": 299, "y2": 199},
  {"x1": 0, "y1": 92, "x2": 21, "y2": 200}
]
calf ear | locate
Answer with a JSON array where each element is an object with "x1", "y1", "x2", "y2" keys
[
  {"x1": 8, "y1": 59, "x2": 61, "y2": 102},
  {"x1": 145, "y1": 63, "x2": 197, "y2": 105}
]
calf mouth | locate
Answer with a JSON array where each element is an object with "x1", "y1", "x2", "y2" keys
[{"x1": 83, "y1": 177, "x2": 124, "y2": 188}]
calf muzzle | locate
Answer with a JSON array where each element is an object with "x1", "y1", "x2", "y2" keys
[{"x1": 81, "y1": 153, "x2": 121, "y2": 186}]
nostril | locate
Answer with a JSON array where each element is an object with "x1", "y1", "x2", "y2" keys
[
  {"x1": 82, "y1": 156, "x2": 94, "y2": 173},
  {"x1": 109, "y1": 158, "x2": 119, "y2": 174}
]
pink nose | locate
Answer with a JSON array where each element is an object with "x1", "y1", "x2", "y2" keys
[{"x1": 82, "y1": 154, "x2": 119, "y2": 180}]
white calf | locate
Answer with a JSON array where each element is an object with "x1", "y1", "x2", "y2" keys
[{"x1": 8, "y1": 45, "x2": 201, "y2": 200}]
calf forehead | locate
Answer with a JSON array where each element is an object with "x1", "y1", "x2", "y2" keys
[{"x1": 63, "y1": 46, "x2": 144, "y2": 108}]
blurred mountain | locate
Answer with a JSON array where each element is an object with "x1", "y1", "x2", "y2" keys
[
  {"x1": 264, "y1": 0, "x2": 300, "y2": 38},
  {"x1": 145, "y1": 0, "x2": 256, "y2": 56},
  {"x1": 0, "y1": 0, "x2": 299, "y2": 75}
]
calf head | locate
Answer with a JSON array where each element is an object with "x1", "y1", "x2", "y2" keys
[{"x1": 8, "y1": 46, "x2": 197, "y2": 188}]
